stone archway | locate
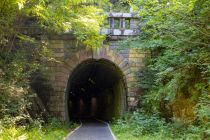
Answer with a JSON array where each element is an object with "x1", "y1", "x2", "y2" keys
[
  {"x1": 28, "y1": 11, "x2": 144, "y2": 122},
  {"x1": 65, "y1": 58, "x2": 127, "y2": 121},
  {"x1": 44, "y1": 43, "x2": 142, "y2": 121}
]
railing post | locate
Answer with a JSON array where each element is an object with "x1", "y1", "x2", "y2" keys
[
  {"x1": 120, "y1": 18, "x2": 125, "y2": 29},
  {"x1": 109, "y1": 17, "x2": 115, "y2": 29}
]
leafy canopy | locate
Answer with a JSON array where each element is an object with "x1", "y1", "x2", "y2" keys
[
  {"x1": 122, "y1": 0, "x2": 210, "y2": 122},
  {"x1": 0, "y1": 0, "x2": 109, "y2": 48},
  {"x1": 0, "y1": 0, "x2": 109, "y2": 126}
]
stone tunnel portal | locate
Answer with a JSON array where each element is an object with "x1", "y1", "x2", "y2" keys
[{"x1": 66, "y1": 59, "x2": 127, "y2": 121}]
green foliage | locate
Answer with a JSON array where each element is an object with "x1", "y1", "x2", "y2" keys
[
  {"x1": 0, "y1": 118, "x2": 78, "y2": 140},
  {"x1": 111, "y1": 112, "x2": 209, "y2": 140},
  {"x1": 194, "y1": 88, "x2": 210, "y2": 123},
  {"x1": 113, "y1": 112, "x2": 168, "y2": 136},
  {"x1": 0, "y1": 0, "x2": 108, "y2": 48},
  {"x1": 0, "y1": 42, "x2": 44, "y2": 126},
  {"x1": 120, "y1": 0, "x2": 210, "y2": 122},
  {"x1": 109, "y1": 0, "x2": 131, "y2": 12},
  {"x1": 0, "y1": 0, "x2": 108, "y2": 128},
  {"x1": 112, "y1": 0, "x2": 210, "y2": 138}
]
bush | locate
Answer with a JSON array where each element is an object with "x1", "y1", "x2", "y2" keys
[
  {"x1": 111, "y1": 111, "x2": 208, "y2": 140},
  {"x1": 0, "y1": 117, "x2": 78, "y2": 140}
]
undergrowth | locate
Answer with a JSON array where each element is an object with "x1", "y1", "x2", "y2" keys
[
  {"x1": 111, "y1": 111, "x2": 209, "y2": 140},
  {"x1": 0, "y1": 118, "x2": 78, "y2": 140}
]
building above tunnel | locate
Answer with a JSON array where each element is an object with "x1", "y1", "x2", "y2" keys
[{"x1": 100, "y1": 12, "x2": 140, "y2": 36}]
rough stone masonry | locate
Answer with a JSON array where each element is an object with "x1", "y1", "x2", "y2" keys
[{"x1": 29, "y1": 12, "x2": 149, "y2": 121}]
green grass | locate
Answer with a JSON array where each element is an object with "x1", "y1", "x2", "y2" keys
[
  {"x1": 111, "y1": 124, "x2": 173, "y2": 140},
  {"x1": 0, "y1": 119, "x2": 78, "y2": 140},
  {"x1": 110, "y1": 112, "x2": 207, "y2": 140},
  {"x1": 111, "y1": 123, "x2": 206, "y2": 140}
]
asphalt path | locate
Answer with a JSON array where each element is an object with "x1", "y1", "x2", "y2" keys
[{"x1": 65, "y1": 119, "x2": 115, "y2": 140}]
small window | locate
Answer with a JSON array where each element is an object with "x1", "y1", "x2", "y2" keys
[
  {"x1": 114, "y1": 18, "x2": 120, "y2": 29},
  {"x1": 125, "y1": 19, "x2": 130, "y2": 29}
]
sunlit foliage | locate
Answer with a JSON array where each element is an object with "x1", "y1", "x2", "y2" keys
[
  {"x1": 121, "y1": 0, "x2": 209, "y2": 123},
  {"x1": 0, "y1": 0, "x2": 108, "y2": 130}
]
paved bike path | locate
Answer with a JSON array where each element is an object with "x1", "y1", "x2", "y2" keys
[{"x1": 65, "y1": 119, "x2": 115, "y2": 140}]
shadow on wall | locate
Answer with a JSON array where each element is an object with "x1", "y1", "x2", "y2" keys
[{"x1": 30, "y1": 70, "x2": 53, "y2": 120}]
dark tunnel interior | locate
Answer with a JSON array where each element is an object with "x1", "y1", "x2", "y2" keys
[{"x1": 67, "y1": 59, "x2": 127, "y2": 121}]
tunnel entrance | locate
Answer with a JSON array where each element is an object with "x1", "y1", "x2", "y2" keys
[{"x1": 66, "y1": 59, "x2": 127, "y2": 121}]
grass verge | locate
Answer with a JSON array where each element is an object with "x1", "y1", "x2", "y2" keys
[
  {"x1": 110, "y1": 112, "x2": 208, "y2": 140},
  {"x1": 0, "y1": 118, "x2": 78, "y2": 140}
]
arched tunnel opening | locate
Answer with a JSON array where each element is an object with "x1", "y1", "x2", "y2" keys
[{"x1": 66, "y1": 59, "x2": 127, "y2": 121}]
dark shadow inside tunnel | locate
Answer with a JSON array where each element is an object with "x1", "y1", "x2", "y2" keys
[{"x1": 66, "y1": 59, "x2": 127, "y2": 121}]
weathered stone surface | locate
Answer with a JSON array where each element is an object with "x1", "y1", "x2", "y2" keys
[
  {"x1": 101, "y1": 29, "x2": 139, "y2": 36},
  {"x1": 107, "y1": 12, "x2": 138, "y2": 18},
  {"x1": 30, "y1": 12, "x2": 148, "y2": 121}
]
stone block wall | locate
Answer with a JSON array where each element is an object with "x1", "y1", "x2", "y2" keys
[
  {"x1": 37, "y1": 35, "x2": 149, "y2": 121},
  {"x1": 104, "y1": 41, "x2": 149, "y2": 111},
  {"x1": 22, "y1": 12, "x2": 148, "y2": 121}
]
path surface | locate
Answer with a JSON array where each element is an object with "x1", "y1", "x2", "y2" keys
[{"x1": 65, "y1": 119, "x2": 115, "y2": 140}]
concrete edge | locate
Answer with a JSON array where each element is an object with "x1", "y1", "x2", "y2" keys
[
  {"x1": 64, "y1": 121, "x2": 82, "y2": 140},
  {"x1": 95, "y1": 118, "x2": 117, "y2": 140}
]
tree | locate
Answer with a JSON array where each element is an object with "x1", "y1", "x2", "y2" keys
[
  {"x1": 0, "y1": 0, "x2": 109, "y2": 125},
  {"x1": 123, "y1": 0, "x2": 210, "y2": 122}
]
